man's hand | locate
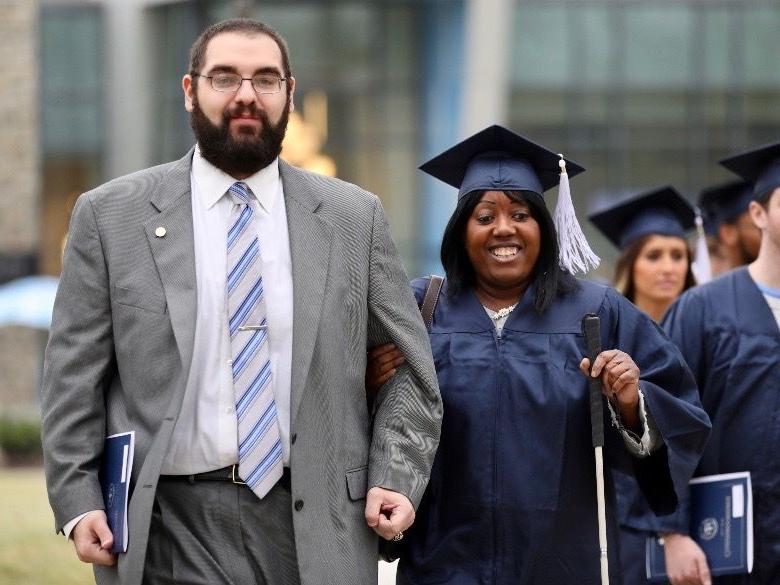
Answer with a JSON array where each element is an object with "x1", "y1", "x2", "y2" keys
[
  {"x1": 663, "y1": 532, "x2": 711, "y2": 585},
  {"x1": 71, "y1": 510, "x2": 117, "y2": 566},
  {"x1": 364, "y1": 487, "x2": 415, "y2": 540}
]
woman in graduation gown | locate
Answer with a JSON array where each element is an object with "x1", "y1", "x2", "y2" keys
[
  {"x1": 590, "y1": 187, "x2": 701, "y2": 584},
  {"x1": 367, "y1": 125, "x2": 710, "y2": 584},
  {"x1": 659, "y1": 143, "x2": 780, "y2": 584}
]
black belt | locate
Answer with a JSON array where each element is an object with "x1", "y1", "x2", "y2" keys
[{"x1": 160, "y1": 465, "x2": 291, "y2": 490}]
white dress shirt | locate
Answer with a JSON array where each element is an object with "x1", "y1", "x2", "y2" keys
[
  {"x1": 65, "y1": 149, "x2": 294, "y2": 537},
  {"x1": 162, "y1": 147, "x2": 294, "y2": 474}
]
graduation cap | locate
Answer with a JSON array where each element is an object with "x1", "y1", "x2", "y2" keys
[
  {"x1": 589, "y1": 186, "x2": 696, "y2": 250},
  {"x1": 420, "y1": 125, "x2": 599, "y2": 274},
  {"x1": 720, "y1": 141, "x2": 780, "y2": 201},
  {"x1": 698, "y1": 180, "x2": 754, "y2": 236}
]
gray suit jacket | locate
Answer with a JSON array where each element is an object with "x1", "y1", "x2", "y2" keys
[{"x1": 41, "y1": 150, "x2": 442, "y2": 585}]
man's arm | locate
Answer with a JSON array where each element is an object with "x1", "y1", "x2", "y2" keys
[
  {"x1": 364, "y1": 198, "x2": 442, "y2": 521},
  {"x1": 41, "y1": 194, "x2": 115, "y2": 535},
  {"x1": 659, "y1": 292, "x2": 712, "y2": 585}
]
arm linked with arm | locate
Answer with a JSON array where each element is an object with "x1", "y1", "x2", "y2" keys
[{"x1": 365, "y1": 198, "x2": 442, "y2": 509}]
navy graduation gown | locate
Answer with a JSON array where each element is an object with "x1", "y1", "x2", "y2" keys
[
  {"x1": 662, "y1": 268, "x2": 780, "y2": 584},
  {"x1": 397, "y1": 278, "x2": 710, "y2": 585}
]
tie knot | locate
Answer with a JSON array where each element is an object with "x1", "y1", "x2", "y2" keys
[{"x1": 228, "y1": 181, "x2": 252, "y2": 205}]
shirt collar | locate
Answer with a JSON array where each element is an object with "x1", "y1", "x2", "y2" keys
[{"x1": 192, "y1": 145, "x2": 281, "y2": 213}]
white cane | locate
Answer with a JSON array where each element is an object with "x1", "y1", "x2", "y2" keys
[{"x1": 582, "y1": 314, "x2": 609, "y2": 585}]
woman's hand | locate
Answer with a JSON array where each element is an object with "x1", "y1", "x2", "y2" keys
[
  {"x1": 579, "y1": 349, "x2": 641, "y2": 431},
  {"x1": 366, "y1": 343, "x2": 405, "y2": 400}
]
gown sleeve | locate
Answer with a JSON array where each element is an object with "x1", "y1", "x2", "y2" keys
[
  {"x1": 601, "y1": 288, "x2": 711, "y2": 517},
  {"x1": 656, "y1": 290, "x2": 711, "y2": 532}
]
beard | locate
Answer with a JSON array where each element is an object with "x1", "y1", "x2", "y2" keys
[{"x1": 190, "y1": 95, "x2": 290, "y2": 177}]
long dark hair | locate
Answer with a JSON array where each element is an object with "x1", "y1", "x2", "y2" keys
[
  {"x1": 440, "y1": 190, "x2": 578, "y2": 314},
  {"x1": 614, "y1": 233, "x2": 696, "y2": 302}
]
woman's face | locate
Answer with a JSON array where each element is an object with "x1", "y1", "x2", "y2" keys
[
  {"x1": 464, "y1": 190, "x2": 541, "y2": 294},
  {"x1": 632, "y1": 235, "x2": 689, "y2": 305}
]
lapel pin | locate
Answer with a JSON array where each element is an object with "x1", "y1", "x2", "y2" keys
[{"x1": 154, "y1": 227, "x2": 167, "y2": 238}]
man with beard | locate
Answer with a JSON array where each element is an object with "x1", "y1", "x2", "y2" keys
[
  {"x1": 40, "y1": 19, "x2": 442, "y2": 585},
  {"x1": 698, "y1": 180, "x2": 761, "y2": 277}
]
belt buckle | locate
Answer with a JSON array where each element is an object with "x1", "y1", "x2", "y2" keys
[{"x1": 230, "y1": 464, "x2": 246, "y2": 485}]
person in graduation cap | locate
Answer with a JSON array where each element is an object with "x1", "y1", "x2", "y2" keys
[
  {"x1": 590, "y1": 186, "x2": 697, "y2": 323},
  {"x1": 660, "y1": 142, "x2": 780, "y2": 585},
  {"x1": 698, "y1": 181, "x2": 761, "y2": 278},
  {"x1": 590, "y1": 187, "x2": 701, "y2": 584},
  {"x1": 366, "y1": 125, "x2": 710, "y2": 584}
]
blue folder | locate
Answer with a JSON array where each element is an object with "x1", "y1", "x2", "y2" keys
[
  {"x1": 646, "y1": 471, "x2": 753, "y2": 581},
  {"x1": 98, "y1": 431, "x2": 134, "y2": 553}
]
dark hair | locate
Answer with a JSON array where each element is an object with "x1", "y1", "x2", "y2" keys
[
  {"x1": 755, "y1": 186, "x2": 778, "y2": 208},
  {"x1": 613, "y1": 233, "x2": 696, "y2": 302},
  {"x1": 440, "y1": 190, "x2": 578, "y2": 314},
  {"x1": 189, "y1": 19, "x2": 292, "y2": 79}
]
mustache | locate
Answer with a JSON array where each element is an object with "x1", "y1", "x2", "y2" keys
[{"x1": 225, "y1": 103, "x2": 262, "y2": 120}]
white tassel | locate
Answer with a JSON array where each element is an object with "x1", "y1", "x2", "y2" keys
[
  {"x1": 691, "y1": 210, "x2": 712, "y2": 285},
  {"x1": 554, "y1": 156, "x2": 600, "y2": 274}
]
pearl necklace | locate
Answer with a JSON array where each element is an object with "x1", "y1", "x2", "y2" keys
[{"x1": 488, "y1": 303, "x2": 517, "y2": 321}]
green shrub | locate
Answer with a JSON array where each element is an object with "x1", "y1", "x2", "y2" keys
[{"x1": 0, "y1": 416, "x2": 42, "y2": 458}]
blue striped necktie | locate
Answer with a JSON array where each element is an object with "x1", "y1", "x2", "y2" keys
[{"x1": 226, "y1": 181, "x2": 283, "y2": 498}]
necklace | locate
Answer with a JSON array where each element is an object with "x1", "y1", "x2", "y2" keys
[{"x1": 488, "y1": 303, "x2": 517, "y2": 321}]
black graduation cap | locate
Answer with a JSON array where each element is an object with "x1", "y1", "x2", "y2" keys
[
  {"x1": 719, "y1": 141, "x2": 780, "y2": 201},
  {"x1": 697, "y1": 180, "x2": 754, "y2": 236},
  {"x1": 589, "y1": 186, "x2": 695, "y2": 250},
  {"x1": 419, "y1": 125, "x2": 585, "y2": 200},
  {"x1": 420, "y1": 125, "x2": 599, "y2": 274}
]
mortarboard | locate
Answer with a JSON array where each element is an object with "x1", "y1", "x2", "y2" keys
[
  {"x1": 419, "y1": 125, "x2": 598, "y2": 274},
  {"x1": 719, "y1": 141, "x2": 780, "y2": 201},
  {"x1": 419, "y1": 125, "x2": 585, "y2": 200},
  {"x1": 589, "y1": 186, "x2": 695, "y2": 250},
  {"x1": 697, "y1": 180, "x2": 754, "y2": 236}
]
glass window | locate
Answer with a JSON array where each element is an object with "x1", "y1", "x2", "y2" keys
[
  {"x1": 40, "y1": 8, "x2": 103, "y2": 155},
  {"x1": 701, "y1": 8, "x2": 731, "y2": 87},
  {"x1": 624, "y1": 6, "x2": 692, "y2": 88},
  {"x1": 744, "y1": 7, "x2": 780, "y2": 85},
  {"x1": 511, "y1": 6, "x2": 569, "y2": 87},
  {"x1": 40, "y1": 6, "x2": 104, "y2": 276}
]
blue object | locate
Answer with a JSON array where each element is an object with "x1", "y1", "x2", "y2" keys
[
  {"x1": 0, "y1": 275, "x2": 59, "y2": 329},
  {"x1": 588, "y1": 186, "x2": 695, "y2": 250},
  {"x1": 663, "y1": 267, "x2": 780, "y2": 582},
  {"x1": 395, "y1": 277, "x2": 710, "y2": 584},
  {"x1": 419, "y1": 124, "x2": 585, "y2": 200},
  {"x1": 645, "y1": 472, "x2": 753, "y2": 580},
  {"x1": 720, "y1": 140, "x2": 780, "y2": 201},
  {"x1": 99, "y1": 432, "x2": 134, "y2": 553},
  {"x1": 697, "y1": 180, "x2": 754, "y2": 236}
]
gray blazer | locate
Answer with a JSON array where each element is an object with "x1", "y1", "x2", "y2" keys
[{"x1": 41, "y1": 150, "x2": 442, "y2": 585}]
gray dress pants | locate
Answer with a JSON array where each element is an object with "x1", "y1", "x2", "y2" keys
[{"x1": 143, "y1": 471, "x2": 301, "y2": 585}]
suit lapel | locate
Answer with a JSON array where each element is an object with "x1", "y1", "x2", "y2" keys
[
  {"x1": 280, "y1": 161, "x2": 333, "y2": 426},
  {"x1": 144, "y1": 149, "x2": 198, "y2": 373}
]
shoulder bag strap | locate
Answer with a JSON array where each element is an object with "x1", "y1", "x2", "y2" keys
[{"x1": 420, "y1": 275, "x2": 444, "y2": 331}]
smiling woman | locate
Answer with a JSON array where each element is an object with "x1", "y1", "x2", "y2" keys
[{"x1": 366, "y1": 125, "x2": 711, "y2": 585}]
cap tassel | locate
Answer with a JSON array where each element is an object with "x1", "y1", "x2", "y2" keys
[
  {"x1": 554, "y1": 156, "x2": 600, "y2": 274},
  {"x1": 691, "y1": 209, "x2": 712, "y2": 285}
]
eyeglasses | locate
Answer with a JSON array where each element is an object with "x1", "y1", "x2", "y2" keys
[{"x1": 191, "y1": 72, "x2": 288, "y2": 94}]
